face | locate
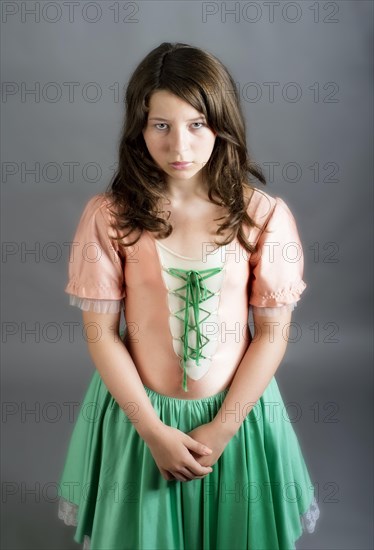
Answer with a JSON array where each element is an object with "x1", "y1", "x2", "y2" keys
[{"x1": 142, "y1": 90, "x2": 216, "y2": 188}]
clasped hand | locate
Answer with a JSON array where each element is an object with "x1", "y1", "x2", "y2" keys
[
  {"x1": 146, "y1": 421, "x2": 231, "y2": 483},
  {"x1": 186, "y1": 420, "x2": 231, "y2": 468}
]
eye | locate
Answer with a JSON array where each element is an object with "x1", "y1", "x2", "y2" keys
[
  {"x1": 154, "y1": 123, "x2": 168, "y2": 130},
  {"x1": 191, "y1": 122, "x2": 205, "y2": 129}
]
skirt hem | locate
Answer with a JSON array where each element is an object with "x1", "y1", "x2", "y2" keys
[{"x1": 57, "y1": 493, "x2": 320, "y2": 550}]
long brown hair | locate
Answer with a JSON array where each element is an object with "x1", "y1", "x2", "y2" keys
[{"x1": 105, "y1": 41, "x2": 267, "y2": 254}]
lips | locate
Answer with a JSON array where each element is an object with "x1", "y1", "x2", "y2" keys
[{"x1": 169, "y1": 161, "x2": 193, "y2": 171}]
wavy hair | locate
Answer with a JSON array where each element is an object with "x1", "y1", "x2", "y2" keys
[{"x1": 105, "y1": 41, "x2": 267, "y2": 254}]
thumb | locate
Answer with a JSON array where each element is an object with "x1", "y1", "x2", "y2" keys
[{"x1": 185, "y1": 434, "x2": 212, "y2": 455}]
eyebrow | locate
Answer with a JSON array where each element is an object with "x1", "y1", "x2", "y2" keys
[{"x1": 148, "y1": 116, "x2": 206, "y2": 122}]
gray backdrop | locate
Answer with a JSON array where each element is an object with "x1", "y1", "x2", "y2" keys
[{"x1": 2, "y1": 1, "x2": 373, "y2": 548}]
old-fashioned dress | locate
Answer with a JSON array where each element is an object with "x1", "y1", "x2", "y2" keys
[{"x1": 57, "y1": 189, "x2": 320, "y2": 549}]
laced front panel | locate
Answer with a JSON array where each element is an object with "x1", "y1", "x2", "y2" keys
[
  {"x1": 155, "y1": 240, "x2": 226, "y2": 392},
  {"x1": 165, "y1": 266, "x2": 223, "y2": 391}
]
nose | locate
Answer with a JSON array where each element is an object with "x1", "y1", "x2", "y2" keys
[{"x1": 168, "y1": 126, "x2": 189, "y2": 154}]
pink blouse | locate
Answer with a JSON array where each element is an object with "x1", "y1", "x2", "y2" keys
[{"x1": 65, "y1": 189, "x2": 307, "y2": 392}]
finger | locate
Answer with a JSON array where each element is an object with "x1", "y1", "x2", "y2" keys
[
  {"x1": 185, "y1": 436, "x2": 213, "y2": 456},
  {"x1": 180, "y1": 467, "x2": 208, "y2": 481},
  {"x1": 172, "y1": 471, "x2": 190, "y2": 482},
  {"x1": 186, "y1": 458, "x2": 213, "y2": 477},
  {"x1": 179, "y1": 467, "x2": 197, "y2": 480},
  {"x1": 162, "y1": 470, "x2": 174, "y2": 481}
]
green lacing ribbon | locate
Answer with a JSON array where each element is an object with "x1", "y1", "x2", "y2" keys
[{"x1": 165, "y1": 267, "x2": 223, "y2": 392}]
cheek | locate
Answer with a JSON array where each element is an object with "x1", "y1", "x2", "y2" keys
[
  {"x1": 143, "y1": 132, "x2": 158, "y2": 153},
  {"x1": 202, "y1": 134, "x2": 216, "y2": 155}
]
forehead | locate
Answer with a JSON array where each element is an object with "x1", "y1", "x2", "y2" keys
[{"x1": 147, "y1": 90, "x2": 204, "y2": 117}]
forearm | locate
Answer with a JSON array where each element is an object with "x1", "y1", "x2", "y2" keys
[
  {"x1": 85, "y1": 332, "x2": 164, "y2": 445},
  {"x1": 211, "y1": 315, "x2": 290, "y2": 441}
]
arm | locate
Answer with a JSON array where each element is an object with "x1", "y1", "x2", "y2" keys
[
  {"x1": 211, "y1": 307, "x2": 292, "y2": 442},
  {"x1": 81, "y1": 308, "x2": 215, "y2": 482},
  {"x1": 82, "y1": 308, "x2": 164, "y2": 443},
  {"x1": 186, "y1": 307, "x2": 292, "y2": 465}
]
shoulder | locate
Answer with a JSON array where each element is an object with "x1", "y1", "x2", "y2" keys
[
  {"x1": 244, "y1": 187, "x2": 299, "y2": 245},
  {"x1": 244, "y1": 187, "x2": 275, "y2": 245},
  {"x1": 73, "y1": 193, "x2": 121, "y2": 241},
  {"x1": 79, "y1": 193, "x2": 119, "y2": 227},
  {"x1": 81, "y1": 192, "x2": 113, "y2": 214},
  {"x1": 245, "y1": 187, "x2": 276, "y2": 223},
  {"x1": 246, "y1": 187, "x2": 297, "y2": 222}
]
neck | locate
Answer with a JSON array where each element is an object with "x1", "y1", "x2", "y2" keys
[{"x1": 165, "y1": 175, "x2": 209, "y2": 203}]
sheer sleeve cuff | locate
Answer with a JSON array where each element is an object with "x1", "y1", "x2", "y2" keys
[
  {"x1": 251, "y1": 302, "x2": 297, "y2": 317},
  {"x1": 68, "y1": 294, "x2": 123, "y2": 313}
]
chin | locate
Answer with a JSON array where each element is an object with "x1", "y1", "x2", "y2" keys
[
  {"x1": 165, "y1": 166, "x2": 203, "y2": 178},
  {"x1": 173, "y1": 173, "x2": 201, "y2": 182}
]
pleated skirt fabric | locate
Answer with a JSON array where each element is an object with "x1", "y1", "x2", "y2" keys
[{"x1": 57, "y1": 369, "x2": 320, "y2": 550}]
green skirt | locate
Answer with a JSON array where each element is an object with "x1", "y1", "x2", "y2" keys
[{"x1": 57, "y1": 370, "x2": 320, "y2": 549}]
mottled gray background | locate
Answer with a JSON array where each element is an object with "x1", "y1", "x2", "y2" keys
[{"x1": 1, "y1": 1, "x2": 373, "y2": 548}]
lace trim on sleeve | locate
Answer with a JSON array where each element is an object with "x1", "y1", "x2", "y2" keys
[
  {"x1": 68, "y1": 294, "x2": 123, "y2": 313},
  {"x1": 251, "y1": 302, "x2": 297, "y2": 317}
]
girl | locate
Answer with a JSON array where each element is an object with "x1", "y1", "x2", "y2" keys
[{"x1": 58, "y1": 42, "x2": 320, "y2": 549}]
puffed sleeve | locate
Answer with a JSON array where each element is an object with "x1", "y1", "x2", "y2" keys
[
  {"x1": 65, "y1": 193, "x2": 126, "y2": 313},
  {"x1": 249, "y1": 197, "x2": 307, "y2": 312}
]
